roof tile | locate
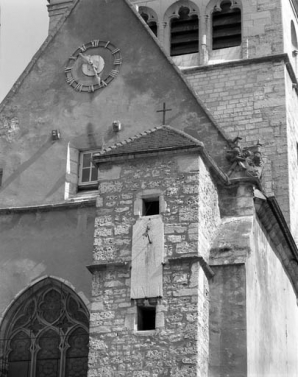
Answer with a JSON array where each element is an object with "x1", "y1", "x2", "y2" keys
[{"x1": 96, "y1": 125, "x2": 203, "y2": 158}]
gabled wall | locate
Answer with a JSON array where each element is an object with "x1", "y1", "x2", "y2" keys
[{"x1": 0, "y1": 0, "x2": 228, "y2": 208}]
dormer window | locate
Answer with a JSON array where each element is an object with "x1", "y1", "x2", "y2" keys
[
  {"x1": 170, "y1": 6, "x2": 199, "y2": 56},
  {"x1": 212, "y1": 0, "x2": 241, "y2": 50}
]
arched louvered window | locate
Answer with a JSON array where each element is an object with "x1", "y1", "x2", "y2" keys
[
  {"x1": 0, "y1": 278, "x2": 89, "y2": 377},
  {"x1": 212, "y1": 0, "x2": 241, "y2": 50},
  {"x1": 170, "y1": 6, "x2": 199, "y2": 56},
  {"x1": 139, "y1": 7, "x2": 158, "y2": 37}
]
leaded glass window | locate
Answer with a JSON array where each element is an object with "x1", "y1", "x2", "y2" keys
[{"x1": 0, "y1": 278, "x2": 89, "y2": 377}]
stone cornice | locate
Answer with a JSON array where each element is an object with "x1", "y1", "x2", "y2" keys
[
  {"x1": 0, "y1": 198, "x2": 96, "y2": 215},
  {"x1": 86, "y1": 261, "x2": 130, "y2": 273},
  {"x1": 182, "y1": 53, "x2": 290, "y2": 75}
]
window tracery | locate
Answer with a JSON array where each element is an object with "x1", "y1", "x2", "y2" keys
[
  {"x1": 167, "y1": 1, "x2": 199, "y2": 56},
  {"x1": 0, "y1": 278, "x2": 89, "y2": 377},
  {"x1": 139, "y1": 6, "x2": 158, "y2": 37}
]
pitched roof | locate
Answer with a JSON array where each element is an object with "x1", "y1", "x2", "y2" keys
[{"x1": 93, "y1": 125, "x2": 204, "y2": 160}]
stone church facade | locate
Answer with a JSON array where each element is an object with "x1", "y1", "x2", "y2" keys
[{"x1": 0, "y1": 0, "x2": 298, "y2": 376}]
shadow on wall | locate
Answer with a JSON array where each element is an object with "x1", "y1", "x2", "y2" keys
[{"x1": 0, "y1": 138, "x2": 54, "y2": 191}]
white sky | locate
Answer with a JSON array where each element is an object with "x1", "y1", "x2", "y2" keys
[{"x1": 0, "y1": 0, "x2": 48, "y2": 102}]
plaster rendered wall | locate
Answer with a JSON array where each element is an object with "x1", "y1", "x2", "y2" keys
[
  {"x1": 89, "y1": 153, "x2": 220, "y2": 376},
  {"x1": 0, "y1": 0, "x2": 228, "y2": 209},
  {"x1": 246, "y1": 216, "x2": 298, "y2": 376},
  {"x1": 209, "y1": 264, "x2": 247, "y2": 377},
  {"x1": 285, "y1": 71, "x2": 298, "y2": 244},
  {"x1": 185, "y1": 59, "x2": 290, "y2": 223},
  {"x1": 0, "y1": 206, "x2": 95, "y2": 320}
]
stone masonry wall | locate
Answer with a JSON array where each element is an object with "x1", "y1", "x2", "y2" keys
[
  {"x1": 198, "y1": 157, "x2": 221, "y2": 256},
  {"x1": 184, "y1": 59, "x2": 290, "y2": 224},
  {"x1": 88, "y1": 153, "x2": 220, "y2": 377}
]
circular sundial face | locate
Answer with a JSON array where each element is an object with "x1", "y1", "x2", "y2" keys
[
  {"x1": 82, "y1": 55, "x2": 105, "y2": 77},
  {"x1": 64, "y1": 40, "x2": 122, "y2": 93}
]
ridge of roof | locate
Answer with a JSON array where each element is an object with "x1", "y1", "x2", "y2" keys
[{"x1": 94, "y1": 125, "x2": 204, "y2": 157}]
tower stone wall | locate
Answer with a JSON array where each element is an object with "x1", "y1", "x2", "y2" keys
[
  {"x1": 88, "y1": 152, "x2": 220, "y2": 376},
  {"x1": 184, "y1": 58, "x2": 298, "y2": 238}
]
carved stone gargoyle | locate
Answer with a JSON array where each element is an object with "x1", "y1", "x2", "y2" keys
[{"x1": 226, "y1": 137, "x2": 264, "y2": 179}]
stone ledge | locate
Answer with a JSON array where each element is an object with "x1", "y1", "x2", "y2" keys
[
  {"x1": 86, "y1": 261, "x2": 130, "y2": 274},
  {"x1": 182, "y1": 53, "x2": 289, "y2": 74},
  {"x1": 0, "y1": 198, "x2": 96, "y2": 215},
  {"x1": 168, "y1": 255, "x2": 214, "y2": 280},
  {"x1": 134, "y1": 330, "x2": 157, "y2": 336}
]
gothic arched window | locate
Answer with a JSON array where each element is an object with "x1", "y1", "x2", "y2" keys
[
  {"x1": 212, "y1": 0, "x2": 241, "y2": 50},
  {"x1": 139, "y1": 7, "x2": 158, "y2": 37},
  {"x1": 170, "y1": 6, "x2": 199, "y2": 56},
  {"x1": 0, "y1": 278, "x2": 89, "y2": 377}
]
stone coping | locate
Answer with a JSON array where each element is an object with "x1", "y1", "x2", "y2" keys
[{"x1": 0, "y1": 197, "x2": 96, "y2": 215}]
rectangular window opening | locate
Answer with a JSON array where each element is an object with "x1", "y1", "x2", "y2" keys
[
  {"x1": 142, "y1": 197, "x2": 159, "y2": 216},
  {"x1": 78, "y1": 151, "x2": 99, "y2": 190},
  {"x1": 137, "y1": 305, "x2": 156, "y2": 331}
]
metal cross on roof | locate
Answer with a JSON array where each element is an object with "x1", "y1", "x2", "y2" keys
[{"x1": 157, "y1": 102, "x2": 172, "y2": 125}]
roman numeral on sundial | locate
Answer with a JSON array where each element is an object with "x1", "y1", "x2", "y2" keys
[
  {"x1": 91, "y1": 40, "x2": 100, "y2": 47},
  {"x1": 75, "y1": 83, "x2": 83, "y2": 92},
  {"x1": 66, "y1": 78, "x2": 75, "y2": 85},
  {"x1": 79, "y1": 45, "x2": 87, "y2": 52},
  {"x1": 114, "y1": 59, "x2": 122, "y2": 65},
  {"x1": 112, "y1": 48, "x2": 120, "y2": 55},
  {"x1": 109, "y1": 70, "x2": 118, "y2": 78}
]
